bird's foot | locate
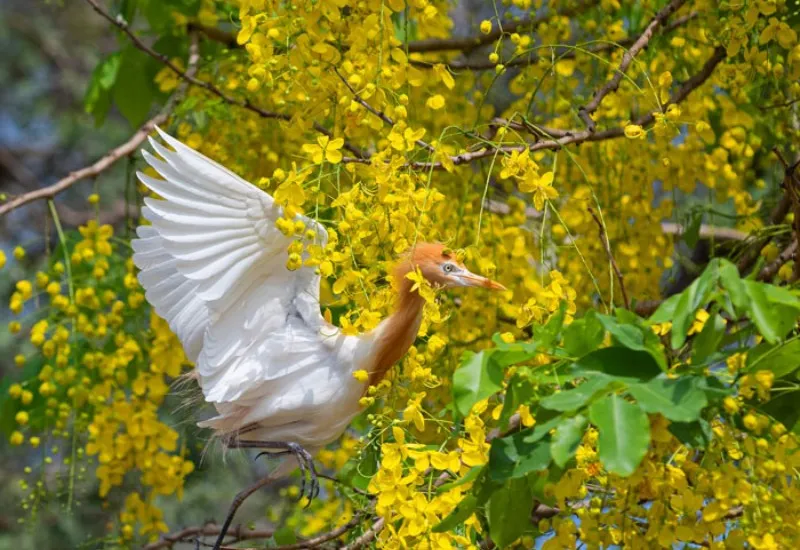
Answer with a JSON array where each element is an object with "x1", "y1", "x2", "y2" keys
[{"x1": 254, "y1": 442, "x2": 319, "y2": 507}]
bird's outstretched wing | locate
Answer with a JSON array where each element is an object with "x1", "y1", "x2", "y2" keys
[{"x1": 132, "y1": 127, "x2": 332, "y2": 405}]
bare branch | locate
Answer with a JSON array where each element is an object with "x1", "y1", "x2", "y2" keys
[
  {"x1": 589, "y1": 207, "x2": 631, "y2": 309},
  {"x1": 0, "y1": 32, "x2": 202, "y2": 218},
  {"x1": 332, "y1": 67, "x2": 434, "y2": 153},
  {"x1": 143, "y1": 523, "x2": 275, "y2": 550},
  {"x1": 225, "y1": 514, "x2": 365, "y2": 550},
  {"x1": 406, "y1": 0, "x2": 594, "y2": 54},
  {"x1": 757, "y1": 240, "x2": 797, "y2": 282},
  {"x1": 579, "y1": 0, "x2": 688, "y2": 130},
  {"x1": 340, "y1": 518, "x2": 385, "y2": 550}
]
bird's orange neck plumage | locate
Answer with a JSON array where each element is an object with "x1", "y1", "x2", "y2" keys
[{"x1": 365, "y1": 263, "x2": 426, "y2": 387}]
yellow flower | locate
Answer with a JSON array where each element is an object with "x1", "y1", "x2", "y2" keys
[
  {"x1": 302, "y1": 135, "x2": 344, "y2": 164},
  {"x1": 13, "y1": 246, "x2": 25, "y2": 260},
  {"x1": 624, "y1": 124, "x2": 646, "y2": 139},
  {"x1": 10, "y1": 431, "x2": 23, "y2": 446},
  {"x1": 480, "y1": 20, "x2": 492, "y2": 34},
  {"x1": 0, "y1": 250, "x2": 5, "y2": 269},
  {"x1": 426, "y1": 94, "x2": 445, "y2": 110},
  {"x1": 688, "y1": 309, "x2": 710, "y2": 335},
  {"x1": 15, "y1": 411, "x2": 29, "y2": 425},
  {"x1": 519, "y1": 171, "x2": 558, "y2": 210},
  {"x1": 88, "y1": 193, "x2": 100, "y2": 204},
  {"x1": 353, "y1": 369, "x2": 369, "y2": 383}
]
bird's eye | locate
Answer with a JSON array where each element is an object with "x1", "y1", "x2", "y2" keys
[{"x1": 443, "y1": 263, "x2": 454, "y2": 273}]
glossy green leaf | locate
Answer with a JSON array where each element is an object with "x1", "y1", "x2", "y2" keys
[
  {"x1": 570, "y1": 347, "x2": 663, "y2": 381},
  {"x1": 436, "y1": 466, "x2": 482, "y2": 493},
  {"x1": 670, "y1": 265, "x2": 717, "y2": 349},
  {"x1": 649, "y1": 293, "x2": 681, "y2": 324},
  {"x1": 589, "y1": 395, "x2": 650, "y2": 476},
  {"x1": 562, "y1": 313, "x2": 604, "y2": 357},
  {"x1": 668, "y1": 419, "x2": 712, "y2": 448},
  {"x1": 488, "y1": 477, "x2": 533, "y2": 548},
  {"x1": 627, "y1": 376, "x2": 707, "y2": 422},
  {"x1": 489, "y1": 433, "x2": 552, "y2": 481},
  {"x1": 596, "y1": 314, "x2": 667, "y2": 370},
  {"x1": 498, "y1": 372, "x2": 534, "y2": 428},
  {"x1": 432, "y1": 495, "x2": 478, "y2": 533},
  {"x1": 692, "y1": 312, "x2": 726, "y2": 363},
  {"x1": 453, "y1": 350, "x2": 504, "y2": 417},
  {"x1": 746, "y1": 338, "x2": 800, "y2": 378},
  {"x1": 551, "y1": 414, "x2": 588, "y2": 467},
  {"x1": 113, "y1": 47, "x2": 155, "y2": 127},
  {"x1": 540, "y1": 376, "x2": 612, "y2": 412},
  {"x1": 84, "y1": 52, "x2": 121, "y2": 126}
]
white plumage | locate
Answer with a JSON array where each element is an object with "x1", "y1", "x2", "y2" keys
[{"x1": 132, "y1": 128, "x2": 374, "y2": 458}]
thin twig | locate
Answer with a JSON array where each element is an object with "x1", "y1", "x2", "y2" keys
[
  {"x1": 224, "y1": 514, "x2": 365, "y2": 550},
  {"x1": 757, "y1": 240, "x2": 798, "y2": 282},
  {"x1": 589, "y1": 207, "x2": 631, "y2": 309},
  {"x1": 578, "y1": 0, "x2": 688, "y2": 131},
  {"x1": 332, "y1": 67, "x2": 435, "y2": 153},
  {"x1": 83, "y1": 0, "x2": 366, "y2": 159},
  {"x1": 369, "y1": 46, "x2": 724, "y2": 171},
  {"x1": 143, "y1": 523, "x2": 275, "y2": 550}
]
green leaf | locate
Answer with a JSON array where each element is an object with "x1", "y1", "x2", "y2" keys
[
  {"x1": 488, "y1": 477, "x2": 533, "y2": 548},
  {"x1": 596, "y1": 314, "x2": 667, "y2": 370},
  {"x1": 489, "y1": 433, "x2": 552, "y2": 481},
  {"x1": 453, "y1": 350, "x2": 504, "y2": 417},
  {"x1": 683, "y1": 210, "x2": 703, "y2": 249},
  {"x1": 571, "y1": 347, "x2": 663, "y2": 381},
  {"x1": 551, "y1": 414, "x2": 588, "y2": 467},
  {"x1": 692, "y1": 312, "x2": 726, "y2": 363},
  {"x1": 273, "y1": 527, "x2": 296, "y2": 545},
  {"x1": 670, "y1": 265, "x2": 717, "y2": 349},
  {"x1": 562, "y1": 312, "x2": 604, "y2": 357},
  {"x1": 746, "y1": 338, "x2": 800, "y2": 378},
  {"x1": 540, "y1": 376, "x2": 612, "y2": 412},
  {"x1": 499, "y1": 373, "x2": 534, "y2": 428},
  {"x1": 436, "y1": 466, "x2": 482, "y2": 493},
  {"x1": 84, "y1": 52, "x2": 122, "y2": 126},
  {"x1": 432, "y1": 495, "x2": 478, "y2": 533},
  {"x1": 113, "y1": 47, "x2": 156, "y2": 127},
  {"x1": 627, "y1": 376, "x2": 707, "y2": 422},
  {"x1": 589, "y1": 395, "x2": 650, "y2": 476},
  {"x1": 649, "y1": 293, "x2": 681, "y2": 324},
  {"x1": 668, "y1": 419, "x2": 712, "y2": 448}
]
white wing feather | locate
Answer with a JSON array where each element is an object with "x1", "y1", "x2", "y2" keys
[{"x1": 132, "y1": 128, "x2": 368, "y2": 441}]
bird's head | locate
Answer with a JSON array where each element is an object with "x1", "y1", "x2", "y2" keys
[{"x1": 395, "y1": 242, "x2": 506, "y2": 291}]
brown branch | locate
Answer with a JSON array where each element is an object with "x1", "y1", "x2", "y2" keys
[
  {"x1": 143, "y1": 523, "x2": 275, "y2": 550},
  {"x1": 757, "y1": 240, "x2": 798, "y2": 282},
  {"x1": 589, "y1": 207, "x2": 631, "y2": 309},
  {"x1": 340, "y1": 517, "x2": 385, "y2": 550},
  {"x1": 332, "y1": 67, "x2": 434, "y2": 153},
  {"x1": 368, "y1": 46, "x2": 724, "y2": 171},
  {"x1": 407, "y1": 0, "x2": 594, "y2": 54},
  {"x1": 0, "y1": 31, "x2": 202, "y2": 218},
  {"x1": 224, "y1": 514, "x2": 365, "y2": 550},
  {"x1": 83, "y1": 0, "x2": 366, "y2": 159},
  {"x1": 579, "y1": 0, "x2": 687, "y2": 130},
  {"x1": 416, "y1": 12, "x2": 698, "y2": 71},
  {"x1": 660, "y1": 222, "x2": 748, "y2": 242}
]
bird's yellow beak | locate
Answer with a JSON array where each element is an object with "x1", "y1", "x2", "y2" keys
[{"x1": 459, "y1": 271, "x2": 507, "y2": 291}]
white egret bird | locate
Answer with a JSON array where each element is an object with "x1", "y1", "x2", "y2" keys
[{"x1": 131, "y1": 128, "x2": 505, "y2": 548}]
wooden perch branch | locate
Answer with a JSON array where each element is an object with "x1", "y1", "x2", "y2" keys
[{"x1": 142, "y1": 523, "x2": 275, "y2": 550}]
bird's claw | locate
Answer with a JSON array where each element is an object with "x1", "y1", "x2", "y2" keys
[
  {"x1": 287, "y1": 442, "x2": 319, "y2": 507},
  {"x1": 252, "y1": 443, "x2": 319, "y2": 507}
]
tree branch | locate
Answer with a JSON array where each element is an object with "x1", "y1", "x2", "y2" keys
[
  {"x1": 142, "y1": 523, "x2": 275, "y2": 550},
  {"x1": 0, "y1": 31, "x2": 202, "y2": 218},
  {"x1": 406, "y1": 0, "x2": 594, "y2": 54},
  {"x1": 333, "y1": 67, "x2": 434, "y2": 153},
  {"x1": 578, "y1": 0, "x2": 688, "y2": 130},
  {"x1": 368, "y1": 46, "x2": 725, "y2": 171},
  {"x1": 83, "y1": 0, "x2": 366, "y2": 159}
]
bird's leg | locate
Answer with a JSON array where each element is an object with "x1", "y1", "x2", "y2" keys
[{"x1": 211, "y1": 440, "x2": 320, "y2": 550}]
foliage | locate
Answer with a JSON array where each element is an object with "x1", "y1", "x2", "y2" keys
[{"x1": 3, "y1": 0, "x2": 800, "y2": 548}]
